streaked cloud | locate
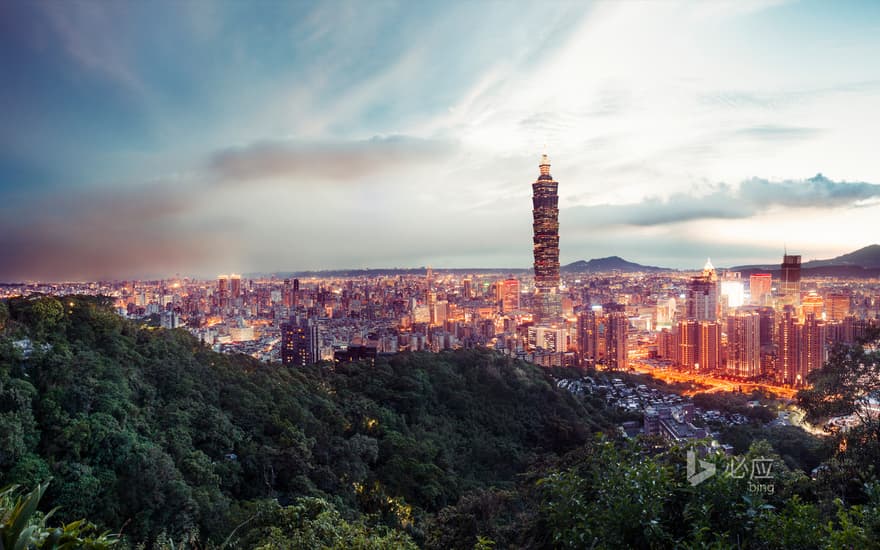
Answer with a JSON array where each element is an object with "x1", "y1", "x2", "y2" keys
[{"x1": 734, "y1": 125, "x2": 823, "y2": 141}]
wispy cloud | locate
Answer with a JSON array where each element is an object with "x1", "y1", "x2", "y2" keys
[
  {"x1": 734, "y1": 125, "x2": 823, "y2": 141},
  {"x1": 38, "y1": 2, "x2": 146, "y2": 97}
]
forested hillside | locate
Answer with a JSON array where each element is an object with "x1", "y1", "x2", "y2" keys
[
  {"x1": 0, "y1": 296, "x2": 610, "y2": 547},
  {"x1": 4, "y1": 296, "x2": 880, "y2": 549}
]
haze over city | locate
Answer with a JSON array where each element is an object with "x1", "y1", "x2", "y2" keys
[{"x1": 3, "y1": 0, "x2": 880, "y2": 281}]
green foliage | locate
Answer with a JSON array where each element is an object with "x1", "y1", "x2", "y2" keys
[
  {"x1": 798, "y1": 335, "x2": 880, "y2": 426},
  {"x1": 539, "y1": 436, "x2": 679, "y2": 548},
  {"x1": 0, "y1": 481, "x2": 116, "y2": 549},
  {"x1": 423, "y1": 488, "x2": 528, "y2": 550},
  {"x1": 240, "y1": 497, "x2": 416, "y2": 549},
  {"x1": 0, "y1": 296, "x2": 605, "y2": 546},
  {"x1": 720, "y1": 424, "x2": 832, "y2": 473},
  {"x1": 7, "y1": 296, "x2": 880, "y2": 548},
  {"x1": 535, "y1": 436, "x2": 880, "y2": 549},
  {"x1": 0, "y1": 301, "x2": 9, "y2": 330}
]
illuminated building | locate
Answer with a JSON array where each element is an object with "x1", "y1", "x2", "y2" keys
[
  {"x1": 727, "y1": 309, "x2": 761, "y2": 379},
  {"x1": 281, "y1": 317, "x2": 319, "y2": 366},
  {"x1": 655, "y1": 297, "x2": 676, "y2": 328},
  {"x1": 230, "y1": 274, "x2": 242, "y2": 300},
  {"x1": 801, "y1": 291, "x2": 824, "y2": 321},
  {"x1": 697, "y1": 321, "x2": 721, "y2": 372},
  {"x1": 531, "y1": 325, "x2": 567, "y2": 353},
  {"x1": 283, "y1": 278, "x2": 292, "y2": 307},
  {"x1": 720, "y1": 272, "x2": 744, "y2": 311},
  {"x1": 605, "y1": 310, "x2": 629, "y2": 370},
  {"x1": 427, "y1": 290, "x2": 437, "y2": 324},
  {"x1": 686, "y1": 259, "x2": 718, "y2": 321},
  {"x1": 577, "y1": 308, "x2": 599, "y2": 364},
  {"x1": 779, "y1": 254, "x2": 802, "y2": 307},
  {"x1": 673, "y1": 319, "x2": 719, "y2": 372},
  {"x1": 217, "y1": 274, "x2": 229, "y2": 308},
  {"x1": 531, "y1": 154, "x2": 562, "y2": 323},
  {"x1": 333, "y1": 343, "x2": 377, "y2": 366},
  {"x1": 432, "y1": 300, "x2": 448, "y2": 326},
  {"x1": 777, "y1": 305, "x2": 798, "y2": 385},
  {"x1": 500, "y1": 278, "x2": 520, "y2": 312},
  {"x1": 675, "y1": 320, "x2": 698, "y2": 370},
  {"x1": 756, "y1": 306, "x2": 776, "y2": 376},
  {"x1": 412, "y1": 304, "x2": 430, "y2": 324},
  {"x1": 827, "y1": 293, "x2": 850, "y2": 321},
  {"x1": 657, "y1": 328, "x2": 674, "y2": 359},
  {"x1": 798, "y1": 313, "x2": 826, "y2": 384},
  {"x1": 750, "y1": 273, "x2": 772, "y2": 306},
  {"x1": 462, "y1": 278, "x2": 473, "y2": 300},
  {"x1": 749, "y1": 273, "x2": 773, "y2": 306}
]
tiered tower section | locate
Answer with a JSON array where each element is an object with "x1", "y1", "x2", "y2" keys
[{"x1": 532, "y1": 154, "x2": 562, "y2": 323}]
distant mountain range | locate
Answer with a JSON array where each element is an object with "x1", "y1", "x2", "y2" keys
[
  {"x1": 259, "y1": 245, "x2": 880, "y2": 279},
  {"x1": 732, "y1": 244, "x2": 880, "y2": 278},
  {"x1": 561, "y1": 256, "x2": 668, "y2": 273}
]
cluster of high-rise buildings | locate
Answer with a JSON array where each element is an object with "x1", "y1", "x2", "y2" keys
[
  {"x1": 525, "y1": 153, "x2": 875, "y2": 385},
  {"x1": 650, "y1": 253, "x2": 875, "y2": 385}
]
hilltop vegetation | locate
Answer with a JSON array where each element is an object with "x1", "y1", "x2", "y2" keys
[
  {"x1": 0, "y1": 295, "x2": 609, "y2": 547},
  {"x1": 3, "y1": 295, "x2": 880, "y2": 548}
]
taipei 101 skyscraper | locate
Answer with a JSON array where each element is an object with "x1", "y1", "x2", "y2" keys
[{"x1": 532, "y1": 153, "x2": 562, "y2": 323}]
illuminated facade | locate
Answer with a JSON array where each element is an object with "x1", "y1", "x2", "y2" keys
[
  {"x1": 801, "y1": 292, "x2": 824, "y2": 321},
  {"x1": 780, "y1": 254, "x2": 801, "y2": 307},
  {"x1": 230, "y1": 274, "x2": 242, "y2": 300},
  {"x1": 749, "y1": 273, "x2": 772, "y2": 305},
  {"x1": 531, "y1": 154, "x2": 562, "y2": 323},
  {"x1": 577, "y1": 308, "x2": 599, "y2": 364},
  {"x1": 686, "y1": 259, "x2": 718, "y2": 321},
  {"x1": 217, "y1": 274, "x2": 229, "y2": 309},
  {"x1": 605, "y1": 310, "x2": 629, "y2": 370},
  {"x1": 281, "y1": 317, "x2": 319, "y2": 366},
  {"x1": 720, "y1": 272, "x2": 744, "y2": 310},
  {"x1": 697, "y1": 321, "x2": 721, "y2": 372},
  {"x1": 499, "y1": 278, "x2": 520, "y2": 313},
  {"x1": 798, "y1": 313, "x2": 826, "y2": 384},
  {"x1": 727, "y1": 309, "x2": 761, "y2": 379},
  {"x1": 777, "y1": 305, "x2": 798, "y2": 385},
  {"x1": 827, "y1": 293, "x2": 851, "y2": 321}
]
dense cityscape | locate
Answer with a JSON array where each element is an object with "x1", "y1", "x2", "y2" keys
[{"x1": 5, "y1": 155, "x2": 878, "y2": 405}]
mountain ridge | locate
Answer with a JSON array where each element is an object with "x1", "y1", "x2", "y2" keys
[
  {"x1": 732, "y1": 244, "x2": 880, "y2": 274},
  {"x1": 562, "y1": 256, "x2": 668, "y2": 273}
]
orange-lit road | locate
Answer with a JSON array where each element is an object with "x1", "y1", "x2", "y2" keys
[{"x1": 627, "y1": 361, "x2": 799, "y2": 399}]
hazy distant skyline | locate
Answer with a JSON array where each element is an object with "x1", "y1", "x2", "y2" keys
[{"x1": 3, "y1": 0, "x2": 880, "y2": 281}]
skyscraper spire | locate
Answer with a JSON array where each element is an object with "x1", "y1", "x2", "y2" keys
[{"x1": 539, "y1": 153, "x2": 551, "y2": 177}]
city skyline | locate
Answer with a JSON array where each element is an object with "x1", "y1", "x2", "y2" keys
[{"x1": 3, "y1": 1, "x2": 880, "y2": 281}]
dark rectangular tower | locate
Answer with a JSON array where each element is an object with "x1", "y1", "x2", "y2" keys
[
  {"x1": 780, "y1": 253, "x2": 801, "y2": 307},
  {"x1": 281, "y1": 317, "x2": 319, "y2": 366}
]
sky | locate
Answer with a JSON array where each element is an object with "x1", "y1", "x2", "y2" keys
[{"x1": 2, "y1": 0, "x2": 880, "y2": 281}]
